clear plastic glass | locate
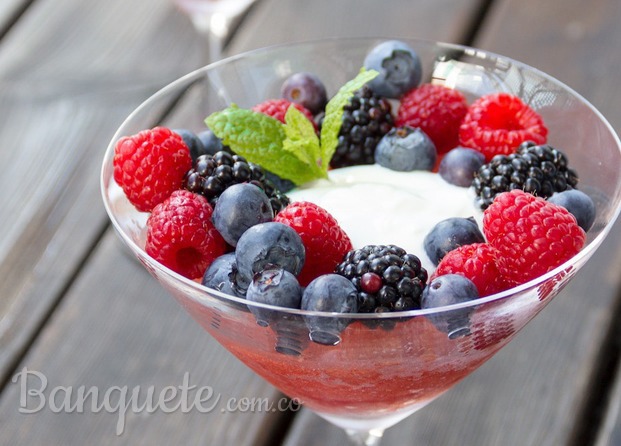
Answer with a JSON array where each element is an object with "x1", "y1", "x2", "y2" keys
[
  {"x1": 101, "y1": 38, "x2": 621, "y2": 444},
  {"x1": 172, "y1": 0, "x2": 259, "y2": 62}
]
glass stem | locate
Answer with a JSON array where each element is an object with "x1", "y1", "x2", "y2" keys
[
  {"x1": 188, "y1": 12, "x2": 228, "y2": 65},
  {"x1": 345, "y1": 428, "x2": 384, "y2": 446}
]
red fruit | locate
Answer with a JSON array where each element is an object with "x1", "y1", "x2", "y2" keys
[
  {"x1": 458, "y1": 92, "x2": 548, "y2": 161},
  {"x1": 252, "y1": 99, "x2": 317, "y2": 128},
  {"x1": 145, "y1": 190, "x2": 227, "y2": 280},
  {"x1": 432, "y1": 243, "x2": 509, "y2": 297},
  {"x1": 483, "y1": 189, "x2": 586, "y2": 286},
  {"x1": 396, "y1": 83, "x2": 468, "y2": 155},
  {"x1": 274, "y1": 201, "x2": 353, "y2": 286},
  {"x1": 113, "y1": 126, "x2": 192, "y2": 212}
]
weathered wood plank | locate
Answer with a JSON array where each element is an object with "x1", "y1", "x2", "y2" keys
[
  {"x1": 596, "y1": 358, "x2": 621, "y2": 446},
  {"x1": 228, "y1": 0, "x2": 487, "y2": 53},
  {"x1": 0, "y1": 231, "x2": 286, "y2": 445},
  {"x1": 283, "y1": 0, "x2": 621, "y2": 444},
  {"x1": 0, "y1": 0, "x2": 203, "y2": 382}
]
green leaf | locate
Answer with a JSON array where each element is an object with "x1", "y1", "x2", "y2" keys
[
  {"x1": 206, "y1": 105, "x2": 284, "y2": 156},
  {"x1": 282, "y1": 106, "x2": 324, "y2": 175},
  {"x1": 320, "y1": 68, "x2": 379, "y2": 166},
  {"x1": 205, "y1": 106, "x2": 320, "y2": 185},
  {"x1": 204, "y1": 69, "x2": 378, "y2": 186}
]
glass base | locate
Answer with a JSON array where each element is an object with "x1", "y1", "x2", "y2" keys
[{"x1": 346, "y1": 428, "x2": 384, "y2": 446}]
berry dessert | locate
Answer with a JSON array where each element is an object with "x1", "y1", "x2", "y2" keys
[
  {"x1": 111, "y1": 39, "x2": 592, "y2": 341},
  {"x1": 105, "y1": 38, "x2": 613, "y2": 432}
]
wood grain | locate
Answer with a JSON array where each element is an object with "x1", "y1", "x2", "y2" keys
[
  {"x1": 0, "y1": 0, "x2": 203, "y2": 383},
  {"x1": 596, "y1": 360, "x2": 621, "y2": 446},
  {"x1": 227, "y1": 0, "x2": 487, "y2": 53}
]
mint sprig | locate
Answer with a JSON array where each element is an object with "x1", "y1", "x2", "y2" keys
[{"x1": 205, "y1": 69, "x2": 378, "y2": 185}]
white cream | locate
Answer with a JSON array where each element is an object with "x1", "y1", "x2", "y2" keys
[{"x1": 287, "y1": 164, "x2": 482, "y2": 273}]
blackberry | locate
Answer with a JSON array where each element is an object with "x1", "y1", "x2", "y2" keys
[
  {"x1": 183, "y1": 151, "x2": 290, "y2": 213},
  {"x1": 330, "y1": 85, "x2": 394, "y2": 168},
  {"x1": 472, "y1": 141, "x2": 579, "y2": 209},
  {"x1": 335, "y1": 245, "x2": 428, "y2": 315}
]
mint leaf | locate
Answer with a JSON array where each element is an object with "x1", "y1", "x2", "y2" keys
[
  {"x1": 204, "y1": 69, "x2": 378, "y2": 186},
  {"x1": 206, "y1": 105, "x2": 284, "y2": 154},
  {"x1": 282, "y1": 106, "x2": 325, "y2": 176},
  {"x1": 206, "y1": 106, "x2": 321, "y2": 185},
  {"x1": 320, "y1": 68, "x2": 379, "y2": 166}
]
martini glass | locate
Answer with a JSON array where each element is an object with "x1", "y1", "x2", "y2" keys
[
  {"x1": 101, "y1": 38, "x2": 621, "y2": 445},
  {"x1": 172, "y1": 0, "x2": 259, "y2": 62}
]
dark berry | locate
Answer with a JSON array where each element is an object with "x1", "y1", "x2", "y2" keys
[
  {"x1": 280, "y1": 72, "x2": 328, "y2": 115},
  {"x1": 197, "y1": 129, "x2": 231, "y2": 157},
  {"x1": 202, "y1": 252, "x2": 245, "y2": 298},
  {"x1": 421, "y1": 274, "x2": 479, "y2": 338},
  {"x1": 472, "y1": 141, "x2": 578, "y2": 209},
  {"x1": 212, "y1": 183, "x2": 274, "y2": 246},
  {"x1": 173, "y1": 128, "x2": 206, "y2": 161},
  {"x1": 374, "y1": 126, "x2": 437, "y2": 171},
  {"x1": 423, "y1": 217, "x2": 485, "y2": 265},
  {"x1": 547, "y1": 189, "x2": 596, "y2": 232},
  {"x1": 264, "y1": 170, "x2": 296, "y2": 194},
  {"x1": 235, "y1": 222, "x2": 305, "y2": 292},
  {"x1": 183, "y1": 151, "x2": 290, "y2": 213},
  {"x1": 438, "y1": 147, "x2": 486, "y2": 187},
  {"x1": 364, "y1": 40, "x2": 423, "y2": 98},
  {"x1": 301, "y1": 274, "x2": 358, "y2": 345},
  {"x1": 246, "y1": 268, "x2": 302, "y2": 327},
  {"x1": 336, "y1": 245, "x2": 427, "y2": 316},
  {"x1": 330, "y1": 86, "x2": 394, "y2": 168}
]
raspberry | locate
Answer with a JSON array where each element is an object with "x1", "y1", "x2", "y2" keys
[
  {"x1": 145, "y1": 190, "x2": 227, "y2": 280},
  {"x1": 459, "y1": 93, "x2": 548, "y2": 161},
  {"x1": 483, "y1": 189, "x2": 586, "y2": 286},
  {"x1": 396, "y1": 83, "x2": 468, "y2": 155},
  {"x1": 432, "y1": 243, "x2": 510, "y2": 297},
  {"x1": 274, "y1": 201, "x2": 353, "y2": 286},
  {"x1": 113, "y1": 127, "x2": 192, "y2": 212},
  {"x1": 252, "y1": 99, "x2": 316, "y2": 128}
]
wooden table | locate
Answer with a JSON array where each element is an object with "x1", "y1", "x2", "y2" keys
[{"x1": 1, "y1": 0, "x2": 620, "y2": 444}]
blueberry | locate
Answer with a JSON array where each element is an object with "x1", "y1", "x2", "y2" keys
[
  {"x1": 246, "y1": 267, "x2": 302, "y2": 326},
  {"x1": 424, "y1": 217, "x2": 485, "y2": 265},
  {"x1": 374, "y1": 126, "x2": 437, "y2": 171},
  {"x1": 281, "y1": 72, "x2": 328, "y2": 115},
  {"x1": 173, "y1": 128, "x2": 206, "y2": 161},
  {"x1": 197, "y1": 129, "x2": 230, "y2": 158},
  {"x1": 364, "y1": 40, "x2": 423, "y2": 98},
  {"x1": 235, "y1": 222, "x2": 305, "y2": 291},
  {"x1": 548, "y1": 189, "x2": 596, "y2": 232},
  {"x1": 439, "y1": 147, "x2": 486, "y2": 187},
  {"x1": 421, "y1": 274, "x2": 479, "y2": 338},
  {"x1": 301, "y1": 274, "x2": 358, "y2": 345},
  {"x1": 212, "y1": 183, "x2": 274, "y2": 246},
  {"x1": 201, "y1": 252, "x2": 245, "y2": 297}
]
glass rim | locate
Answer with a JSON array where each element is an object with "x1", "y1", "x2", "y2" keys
[{"x1": 100, "y1": 36, "x2": 621, "y2": 319}]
